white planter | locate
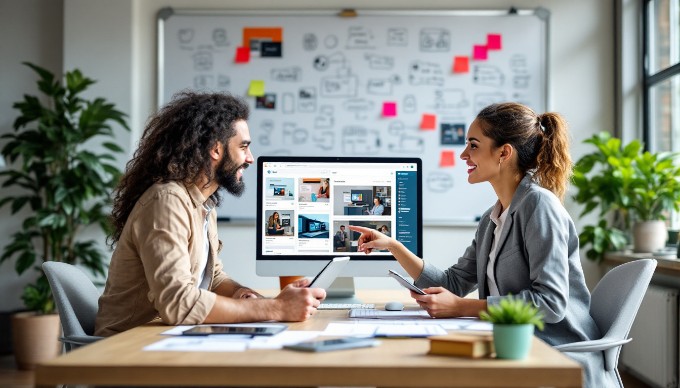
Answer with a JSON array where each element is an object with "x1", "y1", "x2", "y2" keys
[{"x1": 632, "y1": 220, "x2": 668, "y2": 253}]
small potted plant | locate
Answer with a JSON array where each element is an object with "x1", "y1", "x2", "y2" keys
[
  {"x1": 572, "y1": 132, "x2": 680, "y2": 257},
  {"x1": 479, "y1": 296, "x2": 544, "y2": 360}
]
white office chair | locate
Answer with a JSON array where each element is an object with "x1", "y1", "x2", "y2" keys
[
  {"x1": 42, "y1": 262, "x2": 104, "y2": 351},
  {"x1": 554, "y1": 258, "x2": 657, "y2": 387}
]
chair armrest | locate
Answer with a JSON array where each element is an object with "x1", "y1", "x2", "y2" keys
[
  {"x1": 61, "y1": 335, "x2": 104, "y2": 346},
  {"x1": 554, "y1": 337, "x2": 631, "y2": 353}
]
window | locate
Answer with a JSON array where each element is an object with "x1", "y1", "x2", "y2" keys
[
  {"x1": 644, "y1": 0, "x2": 680, "y2": 152},
  {"x1": 643, "y1": 0, "x2": 680, "y2": 227}
]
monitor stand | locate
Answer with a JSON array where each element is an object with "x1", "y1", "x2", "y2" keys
[{"x1": 323, "y1": 277, "x2": 363, "y2": 304}]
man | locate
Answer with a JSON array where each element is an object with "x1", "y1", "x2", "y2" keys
[
  {"x1": 95, "y1": 92, "x2": 325, "y2": 337},
  {"x1": 334, "y1": 225, "x2": 348, "y2": 250}
]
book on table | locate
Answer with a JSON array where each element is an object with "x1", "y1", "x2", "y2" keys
[{"x1": 427, "y1": 333, "x2": 494, "y2": 358}]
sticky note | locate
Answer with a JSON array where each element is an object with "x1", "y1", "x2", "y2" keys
[
  {"x1": 453, "y1": 56, "x2": 470, "y2": 73},
  {"x1": 487, "y1": 34, "x2": 502, "y2": 50},
  {"x1": 382, "y1": 102, "x2": 397, "y2": 117},
  {"x1": 440, "y1": 151, "x2": 455, "y2": 167},
  {"x1": 473, "y1": 45, "x2": 488, "y2": 60},
  {"x1": 420, "y1": 114, "x2": 436, "y2": 130},
  {"x1": 248, "y1": 80, "x2": 265, "y2": 97},
  {"x1": 235, "y1": 47, "x2": 250, "y2": 63}
]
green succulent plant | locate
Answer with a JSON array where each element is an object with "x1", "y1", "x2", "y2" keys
[{"x1": 479, "y1": 296, "x2": 545, "y2": 331}]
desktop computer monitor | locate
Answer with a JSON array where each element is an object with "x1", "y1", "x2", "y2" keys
[{"x1": 256, "y1": 156, "x2": 422, "y2": 301}]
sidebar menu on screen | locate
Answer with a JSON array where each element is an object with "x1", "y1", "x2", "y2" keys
[{"x1": 395, "y1": 170, "x2": 418, "y2": 254}]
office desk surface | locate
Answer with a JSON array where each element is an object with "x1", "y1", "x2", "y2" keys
[{"x1": 35, "y1": 290, "x2": 582, "y2": 388}]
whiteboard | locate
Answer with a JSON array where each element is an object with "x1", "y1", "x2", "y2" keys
[{"x1": 158, "y1": 8, "x2": 549, "y2": 224}]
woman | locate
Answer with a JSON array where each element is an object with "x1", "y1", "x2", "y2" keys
[
  {"x1": 317, "y1": 178, "x2": 330, "y2": 198},
  {"x1": 349, "y1": 102, "x2": 611, "y2": 387},
  {"x1": 379, "y1": 225, "x2": 390, "y2": 237},
  {"x1": 365, "y1": 197, "x2": 384, "y2": 215},
  {"x1": 267, "y1": 211, "x2": 283, "y2": 235}
]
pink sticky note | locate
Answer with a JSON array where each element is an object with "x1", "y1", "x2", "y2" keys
[
  {"x1": 453, "y1": 56, "x2": 470, "y2": 73},
  {"x1": 420, "y1": 114, "x2": 436, "y2": 130},
  {"x1": 235, "y1": 47, "x2": 250, "y2": 63},
  {"x1": 473, "y1": 45, "x2": 488, "y2": 60},
  {"x1": 382, "y1": 102, "x2": 397, "y2": 117},
  {"x1": 487, "y1": 34, "x2": 502, "y2": 50},
  {"x1": 440, "y1": 151, "x2": 455, "y2": 167}
]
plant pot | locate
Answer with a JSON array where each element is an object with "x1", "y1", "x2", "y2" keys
[
  {"x1": 279, "y1": 276, "x2": 304, "y2": 290},
  {"x1": 11, "y1": 311, "x2": 61, "y2": 370},
  {"x1": 492, "y1": 323, "x2": 534, "y2": 360},
  {"x1": 632, "y1": 220, "x2": 667, "y2": 253}
]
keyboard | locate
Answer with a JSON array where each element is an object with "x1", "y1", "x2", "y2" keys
[{"x1": 317, "y1": 303, "x2": 375, "y2": 310}]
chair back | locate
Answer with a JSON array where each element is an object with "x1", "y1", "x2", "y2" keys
[
  {"x1": 589, "y1": 259, "x2": 656, "y2": 371},
  {"x1": 42, "y1": 262, "x2": 101, "y2": 350}
]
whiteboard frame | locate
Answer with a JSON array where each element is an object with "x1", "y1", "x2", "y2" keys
[{"x1": 156, "y1": 7, "x2": 550, "y2": 225}]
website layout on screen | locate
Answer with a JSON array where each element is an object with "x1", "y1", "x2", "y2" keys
[{"x1": 261, "y1": 161, "x2": 418, "y2": 256}]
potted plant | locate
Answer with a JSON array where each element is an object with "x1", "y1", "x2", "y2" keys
[
  {"x1": 479, "y1": 296, "x2": 544, "y2": 360},
  {"x1": 572, "y1": 132, "x2": 680, "y2": 258},
  {"x1": 0, "y1": 62, "x2": 128, "y2": 369}
]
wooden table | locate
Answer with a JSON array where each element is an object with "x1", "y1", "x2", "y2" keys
[{"x1": 35, "y1": 290, "x2": 582, "y2": 387}]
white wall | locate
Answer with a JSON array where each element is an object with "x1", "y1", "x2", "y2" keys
[{"x1": 0, "y1": 0, "x2": 615, "y2": 310}]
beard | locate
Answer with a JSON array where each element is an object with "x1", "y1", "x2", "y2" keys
[{"x1": 215, "y1": 154, "x2": 248, "y2": 197}]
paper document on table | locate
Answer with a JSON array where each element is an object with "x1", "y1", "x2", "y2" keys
[
  {"x1": 436, "y1": 319, "x2": 493, "y2": 332},
  {"x1": 248, "y1": 331, "x2": 323, "y2": 349},
  {"x1": 349, "y1": 309, "x2": 430, "y2": 319},
  {"x1": 144, "y1": 336, "x2": 249, "y2": 352},
  {"x1": 324, "y1": 322, "x2": 446, "y2": 337}
]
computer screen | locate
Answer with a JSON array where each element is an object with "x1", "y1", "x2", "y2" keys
[{"x1": 256, "y1": 156, "x2": 422, "y2": 299}]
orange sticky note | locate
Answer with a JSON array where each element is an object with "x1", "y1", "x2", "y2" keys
[
  {"x1": 487, "y1": 34, "x2": 502, "y2": 50},
  {"x1": 235, "y1": 47, "x2": 250, "y2": 63},
  {"x1": 420, "y1": 114, "x2": 436, "y2": 130},
  {"x1": 453, "y1": 56, "x2": 470, "y2": 73},
  {"x1": 440, "y1": 151, "x2": 455, "y2": 167},
  {"x1": 382, "y1": 102, "x2": 397, "y2": 117},
  {"x1": 473, "y1": 45, "x2": 488, "y2": 60}
]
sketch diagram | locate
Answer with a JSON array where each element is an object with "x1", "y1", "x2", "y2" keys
[
  {"x1": 282, "y1": 122, "x2": 309, "y2": 145},
  {"x1": 434, "y1": 89, "x2": 469, "y2": 112},
  {"x1": 366, "y1": 79, "x2": 393, "y2": 95},
  {"x1": 271, "y1": 67, "x2": 302, "y2": 82},
  {"x1": 282, "y1": 93, "x2": 294, "y2": 114},
  {"x1": 312, "y1": 130, "x2": 335, "y2": 150},
  {"x1": 192, "y1": 51, "x2": 213, "y2": 71},
  {"x1": 513, "y1": 75, "x2": 530, "y2": 88},
  {"x1": 212, "y1": 28, "x2": 229, "y2": 46},
  {"x1": 321, "y1": 72, "x2": 358, "y2": 98},
  {"x1": 419, "y1": 28, "x2": 450, "y2": 52},
  {"x1": 427, "y1": 172, "x2": 454, "y2": 193},
  {"x1": 364, "y1": 53, "x2": 394, "y2": 70},
  {"x1": 387, "y1": 28, "x2": 408, "y2": 46},
  {"x1": 303, "y1": 33, "x2": 318, "y2": 51},
  {"x1": 403, "y1": 95, "x2": 417, "y2": 113},
  {"x1": 409, "y1": 61, "x2": 445, "y2": 86},
  {"x1": 510, "y1": 54, "x2": 531, "y2": 89},
  {"x1": 314, "y1": 105, "x2": 334, "y2": 128},
  {"x1": 386, "y1": 121, "x2": 424, "y2": 153},
  {"x1": 193, "y1": 75, "x2": 212, "y2": 89},
  {"x1": 324, "y1": 35, "x2": 339, "y2": 49},
  {"x1": 298, "y1": 87, "x2": 317, "y2": 113},
  {"x1": 216, "y1": 75, "x2": 230, "y2": 89},
  {"x1": 178, "y1": 28, "x2": 194, "y2": 44},
  {"x1": 343, "y1": 98, "x2": 375, "y2": 119},
  {"x1": 473, "y1": 65, "x2": 504, "y2": 87},
  {"x1": 258, "y1": 120, "x2": 275, "y2": 146},
  {"x1": 474, "y1": 92, "x2": 506, "y2": 113},
  {"x1": 346, "y1": 26, "x2": 375, "y2": 49},
  {"x1": 342, "y1": 126, "x2": 380, "y2": 155}
]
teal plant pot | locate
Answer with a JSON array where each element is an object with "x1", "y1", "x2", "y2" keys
[{"x1": 492, "y1": 323, "x2": 534, "y2": 360}]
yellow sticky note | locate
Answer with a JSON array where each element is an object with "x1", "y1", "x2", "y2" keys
[{"x1": 248, "y1": 80, "x2": 265, "y2": 97}]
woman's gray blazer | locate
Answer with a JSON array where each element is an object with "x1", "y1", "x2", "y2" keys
[{"x1": 415, "y1": 174, "x2": 616, "y2": 387}]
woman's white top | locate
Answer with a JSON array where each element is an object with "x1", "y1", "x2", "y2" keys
[{"x1": 486, "y1": 201, "x2": 509, "y2": 296}]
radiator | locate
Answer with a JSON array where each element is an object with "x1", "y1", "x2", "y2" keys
[{"x1": 620, "y1": 285, "x2": 678, "y2": 388}]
